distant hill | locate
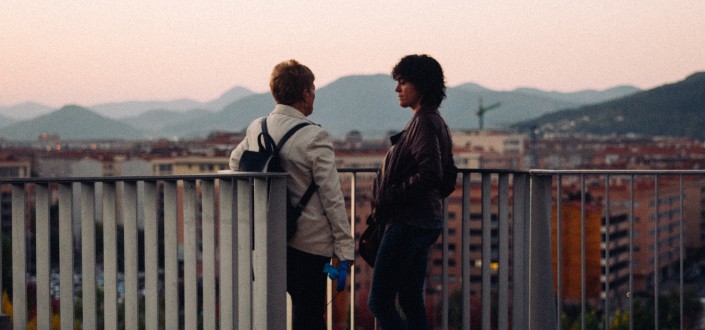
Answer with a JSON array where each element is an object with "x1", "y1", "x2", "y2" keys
[
  {"x1": 442, "y1": 86, "x2": 580, "y2": 130},
  {"x1": 203, "y1": 87, "x2": 254, "y2": 112},
  {"x1": 0, "y1": 114, "x2": 15, "y2": 128},
  {"x1": 511, "y1": 85, "x2": 640, "y2": 105},
  {"x1": 513, "y1": 72, "x2": 705, "y2": 140},
  {"x1": 0, "y1": 105, "x2": 147, "y2": 140},
  {"x1": 90, "y1": 99, "x2": 206, "y2": 119},
  {"x1": 160, "y1": 92, "x2": 276, "y2": 138},
  {"x1": 0, "y1": 87, "x2": 255, "y2": 121},
  {"x1": 90, "y1": 86, "x2": 253, "y2": 119},
  {"x1": 120, "y1": 109, "x2": 210, "y2": 139},
  {"x1": 0, "y1": 102, "x2": 54, "y2": 120}
]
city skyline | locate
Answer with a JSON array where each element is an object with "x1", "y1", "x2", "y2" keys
[{"x1": 2, "y1": 1, "x2": 704, "y2": 108}]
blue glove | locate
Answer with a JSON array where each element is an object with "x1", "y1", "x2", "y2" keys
[{"x1": 323, "y1": 260, "x2": 349, "y2": 292}]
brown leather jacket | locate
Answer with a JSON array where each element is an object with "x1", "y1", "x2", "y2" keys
[{"x1": 372, "y1": 107, "x2": 454, "y2": 229}]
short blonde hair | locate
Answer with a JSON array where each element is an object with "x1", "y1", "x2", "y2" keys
[{"x1": 269, "y1": 59, "x2": 315, "y2": 105}]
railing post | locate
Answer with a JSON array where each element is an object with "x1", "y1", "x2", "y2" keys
[
  {"x1": 35, "y1": 183, "x2": 51, "y2": 330},
  {"x1": 0, "y1": 184, "x2": 6, "y2": 328},
  {"x1": 163, "y1": 180, "x2": 179, "y2": 330},
  {"x1": 461, "y1": 172, "x2": 472, "y2": 330},
  {"x1": 103, "y1": 181, "x2": 119, "y2": 330},
  {"x1": 219, "y1": 178, "x2": 239, "y2": 330},
  {"x1": 202, "y1": 179, "x2": 217, "y2": 330},
  {"x1": 252, "y1": 176, "x2": 287, "y2": 329},
  {"x1": 349, "y1": 172, "x2": 358, "y2": 330},
  {"x1": 183, "y1": 179, "x2": 198, "y2": 330},
  {"x1": 58, "y1": 183, "x2": 75, "y2": 329},
  {"x1": 498, "y1": 173, "x2": 510, "y2": 330},
  {"x1": 123, "y1": 181, "x2": 139, "y2": 330},
  {"x1": 481, "y1": 173, "x2": 492, "y2": 330},
  {"x1": 237, "y1": 178, "x2": 254, "y2": 329},
  {"x1": 512, "y1": 174, "x2": 529, "y2": 330},
  {"x1": 11, "y1": 184, "x2": 27, "y2": 330},
  {"x1": 143, "y1": 181, "x2": 159, "y2": 330},
  {"x1": 81, "y1": 182, "x2": 98, "y2": 330},
  {"x1": 442, "y1": 194, "x2": 450, "y2": 330},
  {"x1": 528, "y1": 174, "x2": 556, "y2": 330}
]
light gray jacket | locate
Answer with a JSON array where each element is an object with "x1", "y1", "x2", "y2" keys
[{"x1": 229, "y1": 104, "x2": 355, "y2": 261}]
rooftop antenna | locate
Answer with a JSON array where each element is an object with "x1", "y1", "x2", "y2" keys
[{"x1": 476, "y1": 97, "x2": 501, "y2": 130}]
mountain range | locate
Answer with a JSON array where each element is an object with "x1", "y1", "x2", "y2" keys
[
  {"x1": 89, "y1": 86, "x2": 254, "y2": 119},
  {"x1": 0, "y1": 102, "x2": 54, "y2": 124},
  {"x1": 512, "y1": 72, "x2": 705, "y2": 140},
  {"x1": 0, "y1": 106, "x2": 147, "y2": 140},
  {"x1": 0, "y1": 75, "x2": 648, "y2": 141},
  {"x1": 0, "y1": 86, "x2": 253, "y2": 123}
]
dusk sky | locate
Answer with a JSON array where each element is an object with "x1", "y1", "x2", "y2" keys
[{"x1": 2, "y1": 1, "x2": 704, "y2": 108}]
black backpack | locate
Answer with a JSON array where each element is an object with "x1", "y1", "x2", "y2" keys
[{"x1": 239, "y1": 116, "x2": 318, "y2": 239}]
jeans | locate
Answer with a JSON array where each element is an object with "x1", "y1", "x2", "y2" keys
[
  {"x1": 368, "y1": 223, "x2": 441, "y2": 330},
  {"x1": 287, "y1": 246, "x2": 330, "y2": 330}
]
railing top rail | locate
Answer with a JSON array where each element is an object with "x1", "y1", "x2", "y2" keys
[
  {"x1": 0, "y1": 172, "x2": 289, "y2": 184},
  {"x1": 337, "y1": 168, "x2": 529, "y2": 175},
  {"x1": 337, "y1": 168, "x2": 379, "y2": 173},
  {"x1": 529, "y1": 169, "x2": 705, "y2": 176},
  {"x1": 5, "y1": 168, "x2": 705, "y2": 184}
]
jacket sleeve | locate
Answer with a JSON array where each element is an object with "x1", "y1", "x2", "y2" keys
[
  {"x1": 386, "y1": 118, "x2": 443, "y2": 203},
  {"x1": 307, "y1": 129, "x2": 355, "y2": 261}
]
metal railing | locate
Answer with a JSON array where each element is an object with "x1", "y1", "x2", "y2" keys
[
  {"x1": 1, "y1": 173, "x2": 289, "y2": 330},
  {"x1": 1, "y1": 169, "x2": 700, "y2": 329},
  {"x1": 529, "y1": 170, "x2": 703, "y2": 330}
]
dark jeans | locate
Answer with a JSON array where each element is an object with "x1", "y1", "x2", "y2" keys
[
  {"x1": 287, "y1": 246, "x2": 330, "y2": 330},
  {"x1": 368, "y1": 223, "x2": 441, "y2": 330}
]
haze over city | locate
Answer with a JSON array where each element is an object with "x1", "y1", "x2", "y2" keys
[{"x1": 2, "y1": 1, "x2": 704, "y2": 109}]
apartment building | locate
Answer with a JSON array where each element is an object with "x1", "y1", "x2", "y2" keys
[
  {"x1": 452, "y1": 130, "x2": 526, "y2": 155},
  {"x1": 0, "y1": 160, "x2": 31, "y2": 178},
  {"x1": 149, "y1": 156, "x2": 230, "y2": 176},
  {"x1": 552, "y1": 200, "x2": 631, "y2": 310}
]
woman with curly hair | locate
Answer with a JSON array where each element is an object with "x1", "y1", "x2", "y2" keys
[{"x1": 368, "y1": 54, "x2": 456, "y2": 329}]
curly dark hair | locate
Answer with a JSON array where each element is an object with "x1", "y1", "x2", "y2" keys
[
  {"x1": 270, "y1": 59, "x2": 315, "y2": 105},
  {"x1": 392, "y1": 54, "x2": 446, "y2": 108}
]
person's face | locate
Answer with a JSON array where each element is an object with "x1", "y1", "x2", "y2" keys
[
  {"x1": 395, "y1": 79, "x2": 422, "y2": 110},
  {"x1": 302, "y1": 83, "x2": 316, "y2": 116}
]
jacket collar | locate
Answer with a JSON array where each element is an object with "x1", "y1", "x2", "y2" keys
[
  {"x1": 389, "y1": 131, "x2": 404, "y2": 145},
  {"x1": 414, "y1": 106, "x2": 439, "y2": 116},
  {"x1": 273, "y1": 104, "x2": 307, "y2": 119}
]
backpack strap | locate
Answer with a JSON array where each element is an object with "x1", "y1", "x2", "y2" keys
[
  {"x1": 259, "y1": 117, "x2": 277, "y2": 153},
  {"x1": 296, "y1": 181, "x2": 319, "y2": 211},
  {"x1": 261, "y1": 116, "x2": 312, "y2": 150},
  {"x1": 277, "y1": 122, "x2": 312, "y2": 149}
]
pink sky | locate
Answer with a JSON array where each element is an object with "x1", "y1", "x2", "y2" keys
[{"x1": 2, "y1": 1, "x2": 704, "y2": 108}]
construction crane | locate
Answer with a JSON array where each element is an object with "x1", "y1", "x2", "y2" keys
[{"x1": 476, "y1": 97, "x2": 501, "y2": 130}]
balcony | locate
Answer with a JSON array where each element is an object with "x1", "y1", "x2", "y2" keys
[{"x1": 1, "y1": 169, "x2": 703, "y2": 329}]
